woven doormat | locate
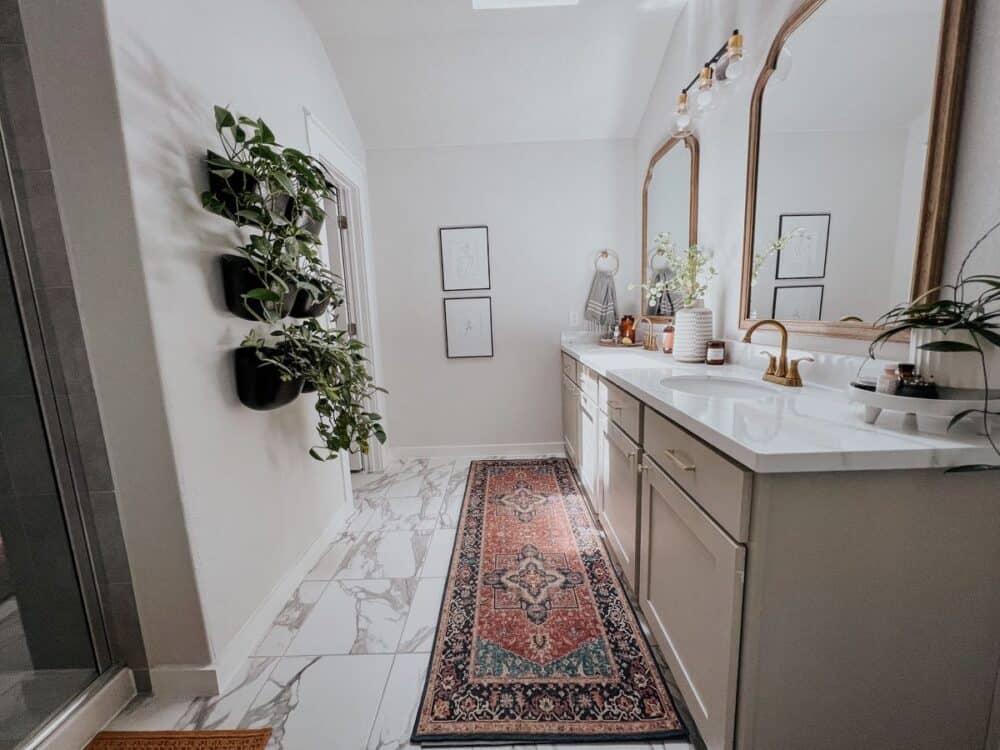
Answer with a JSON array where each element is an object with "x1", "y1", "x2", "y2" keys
[{"x1": 86, "y1": 729, "x2": 271, "y2": 749}]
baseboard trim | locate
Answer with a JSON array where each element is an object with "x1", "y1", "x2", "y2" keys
[
  {"x1": 390, "y1": 442, "x2": 565, "y2": 460},
  {"x1": 149, "y1": 500, "x2": 354, "y2": 698},
  {"x1": 35, "y1": 668, "x2": 135, "y2": 750}
]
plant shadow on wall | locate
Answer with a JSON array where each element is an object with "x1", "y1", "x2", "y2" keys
[
  {"x1": 203, "y1": 106, "x2": 386, "y2": 461},
  {"x1": 870, "y1": 219, "x2": 1000, "y2": 473}
]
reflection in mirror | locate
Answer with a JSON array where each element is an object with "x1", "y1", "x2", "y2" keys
[
  {"x1": 642, "y1": 135, "x2": 698, "y2": 321},
  {"x1": 742, "y1": 0, "x2": 969, "y2": 335}
]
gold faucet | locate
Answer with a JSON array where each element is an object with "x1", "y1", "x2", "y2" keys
[
  {"x1": 639, "y1": 316, "x2": 657, "y2": 351},
  {"x1": 742, "y1": 319, "x2": 813, "y2": 387}
]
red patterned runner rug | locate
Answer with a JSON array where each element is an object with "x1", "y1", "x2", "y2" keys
[{"x1": 412, "y1": 458, "x2": 687, "y2": 745}]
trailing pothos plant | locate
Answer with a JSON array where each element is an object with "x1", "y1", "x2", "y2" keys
[
  {"x1": 244, "y1": 321, "x2": 386, "y2": 461},
  {"x1": 869, "y1": 219, "x2": 1000, "y2": 472},
  {"x1": 202, "y1": 105, "x2": 341, "y2": 321}
]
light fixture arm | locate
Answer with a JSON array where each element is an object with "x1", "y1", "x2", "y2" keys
[{"x1": 680, "y1": 29, "x2": 743, "y2": 95}]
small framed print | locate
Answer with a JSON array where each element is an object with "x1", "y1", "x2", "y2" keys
[
  {"x1": 443, "y1": 296, "x2": 494, "y2": 359},
  {"x1": 439, "y1": 225, "x2": 491, "y2": 292},
  {"x1": 776, "y1": 213, "x2": 830, "y2": 280},
  {"x1": 772, "y1": 284, "x2": 824, "y2": 321}
]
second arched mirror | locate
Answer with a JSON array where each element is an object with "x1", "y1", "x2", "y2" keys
[{"x1": 641, "y1": 134, "x2": 699, "y2": 322}]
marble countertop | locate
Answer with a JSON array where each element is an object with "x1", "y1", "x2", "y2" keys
[{"x1": 561, "y1": 339, "x2": 997, "y2": 473}]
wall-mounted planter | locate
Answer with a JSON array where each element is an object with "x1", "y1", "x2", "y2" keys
[
  {"x1": 234, "y1": 347, "x2": 304, "y2": 410},
  {"x1": 207, "y1": 150, "x2": 258, "y2": 220},
  {"x1": 302, "y1": 380, "x2": 317, "y2": 394},
  {"x1": 220, "y1": 255, "x2": 295, "y2": 321},
  {"x1": 290, "y1": 289, "x2": 331, "y2": 319}
]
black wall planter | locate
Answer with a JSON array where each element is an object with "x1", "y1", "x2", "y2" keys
[
  {"x1": 207, "y1": 150, "x2": 258, "y2": 221},
  {"x1": 234, "y1": 347, "x2": 304, "y2": 410},
  {"x1": 290, "y1": 289, "x2": 331, "y2": 319},
  {"x1": 220, "y1": 255, "x2": 295, "y2": 321},
  {"x1": 302, "y1": 380, "x2": 317, "y2": 394}
]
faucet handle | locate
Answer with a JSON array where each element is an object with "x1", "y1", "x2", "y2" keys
[
  {"x1": 759, "y1": 351, "x2": 778, "y2": 376},
  {"x1": 787, "y1": 356, "x2": 814, "y2": 386}
]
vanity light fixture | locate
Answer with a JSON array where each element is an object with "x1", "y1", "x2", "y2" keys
[{"x1": 673, "y1": 29, "x2": 746, "y2": 132}]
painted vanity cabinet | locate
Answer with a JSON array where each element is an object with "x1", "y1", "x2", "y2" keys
[{"x1": 559, "y1": 350, "x2": 1000, "y2": 750}]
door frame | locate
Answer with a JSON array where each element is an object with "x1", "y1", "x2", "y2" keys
[{"x1": 304, "y1": 109, "x2": 386, "y2": 472}]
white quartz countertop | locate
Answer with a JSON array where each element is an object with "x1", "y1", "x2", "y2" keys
[{"x1": 562, "y1": 340, "x2": 998, "y2": 473}]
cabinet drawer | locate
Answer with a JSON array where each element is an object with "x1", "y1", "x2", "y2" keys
[
  {"x1": 640, "y1": 458, "x2": 745, "y2": 750},
  {"x1": 643, "y1": 408, "x2": 751, "y2": 542},
  {"x1": 561, "y1": 352, "x2": 579, "y2": 384},
  {"x1": 600, "y1": 379, "x2": 641, "y2": 442},
  {"x1": 579, "y1": 364, "x2": 599, "y2": 401}
]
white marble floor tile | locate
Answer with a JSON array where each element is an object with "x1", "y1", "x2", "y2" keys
[
  {"x1": 305, "y1": 527, "x2": 368, "y2": 580},
  {"x1": 419, "y1": 528, "x2": 456, "y2": 578},
  {"x1": 332, "y1": 530, "x2": 432, "y2": 580},
  {"x1": 437, "y1": 461, "x2": 471, "y2": 529},
  {"x1": 364, "y1": 653, "x2": 428, "y2": 750},
  {"x1": 396, "y1": 577, "x2": 445, "y2": 653},
  {"x1": 254, "y1": 581, "x2": 329, "y2": 657},
  {"x1": 285, "y1": 579, "x2": 415, "y2": 656},
  {"x1": 365, "y1": 496, "x2": 443, "y2": 532},
  {"x1": 111, "y1": 658, "x2": 278, "y2": 732},
  {"x1": 240, "y1": 655, "x2": 393, "y2": 750}
]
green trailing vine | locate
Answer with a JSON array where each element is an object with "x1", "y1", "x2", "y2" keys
[{"x1": 204, "y1": 105, "x2": 386, "y2": 461}]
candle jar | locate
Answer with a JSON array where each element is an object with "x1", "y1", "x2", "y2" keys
[
  {"x1": 706, "y1": 340, "x2": 726, "y2": 365},
  {"x1": 662, "y1": 324, "x2": 675, "y2": 354}
]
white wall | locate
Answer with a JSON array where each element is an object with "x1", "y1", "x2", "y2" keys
[
  {"x1": 368, "y1": 140, "x2": 636, "y2": 452},
  {"x1": 634, "y1": 0, "x2": 998, "y2": 359},
  {"x1": 21, "y1": 0, "x2": 367, "y2": 690}
]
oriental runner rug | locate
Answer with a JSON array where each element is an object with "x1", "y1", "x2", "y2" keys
[
  {"x1": 412, "y1": 458, "x2": 687, "y2": 745},
  {"x1": 86, "y1": 730, "x2": 271, "y2": 749}
]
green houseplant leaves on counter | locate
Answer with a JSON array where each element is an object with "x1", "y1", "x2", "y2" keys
[
  {"x1": 870, "y1": 219, "x2": 1000, "y2": 472},
  {"x1": 205, "y1": 105, "x2": 386, "y2": 461}
]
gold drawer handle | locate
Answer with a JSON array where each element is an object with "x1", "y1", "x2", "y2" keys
[{"x1": 664, "y1": 449, "x2": 695, "y2": 472}]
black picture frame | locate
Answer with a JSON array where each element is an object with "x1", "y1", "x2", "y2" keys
[
  {"x1": 776, "y1": 213, "x2": 830, "y2": 280},
  {"x1": 443, "y1": 296, "x2": 494, "y2": 359},
  {"x1": 439, "y1": 225, "x2": 491, "y2": 292},
  {"x1": 772, "y1": 284, "x2": 824, "y2": 321}
]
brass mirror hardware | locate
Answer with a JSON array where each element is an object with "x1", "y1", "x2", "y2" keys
[
  {"x1": 639, "y1": 316, "x2": 659, "y2": 350},
  {"x1": 641, "y1": 134, "x2": 699, "y2": 324},
  {"x1": 743, "y1": 318, "x2": 811, "y2": 386},
  {"x1": 738, "y1": 0, "x2": 972, "y2": 340}
]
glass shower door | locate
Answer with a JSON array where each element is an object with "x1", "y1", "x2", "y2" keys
[{"x1": 0, "y1": 231, "x2": 101, "y2": 747}]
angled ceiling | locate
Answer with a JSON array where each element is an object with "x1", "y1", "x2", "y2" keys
[{"x1": 298, "y1": 0, "x2": 686, "y2": 150}]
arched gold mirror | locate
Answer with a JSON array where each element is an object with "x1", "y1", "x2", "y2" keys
[
  {"x1": 739, "y1": 0, "x2": 971, "y2": 338},
  {"x1": 642, "y1": 134, "x2": 699, "y2": 323}
]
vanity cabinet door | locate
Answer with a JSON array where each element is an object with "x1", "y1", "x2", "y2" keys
[
  {"x1": 561, "y1": 374, "x2": 580, "y2": 467},
  {"x1": 577, "y1": 390, "x2": 599, "y2": 509},
  {"x1": 639, "y1": 457, "x2": 745, "y2": 750},
  {"x1": 599, "y1": 420, "x2": 640, "y2": 592}
]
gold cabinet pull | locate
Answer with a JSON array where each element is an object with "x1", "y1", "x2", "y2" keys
[{"x1": 664, "y1": 449, "x2": 696, "y2": 472}]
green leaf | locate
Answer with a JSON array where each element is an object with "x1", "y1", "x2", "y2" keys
[
  {"x1": 214, "y1": 105, "x2": 235, "y2": 130},
  {"x1": 273, "y1": 171, "x2": 295, "y2": 197},
  {"x1": 917, "y1": 340, "x2": 980, "y2": 353},
  {"x1": 243, "y1": 288, "x2": 282, "y2": 302}
]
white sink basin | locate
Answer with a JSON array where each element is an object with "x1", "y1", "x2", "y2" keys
[{"x1": 659, "y1": 375, "x2": 777, "y2": 400}]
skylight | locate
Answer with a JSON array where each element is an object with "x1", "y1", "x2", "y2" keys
[{"x1": 472, "y1": 0, "x2": 579, "y2": 9}]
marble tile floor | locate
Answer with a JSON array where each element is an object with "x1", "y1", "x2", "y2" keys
[{"x1": 110, "y1": 457, "x2": 700, "y2": 750}]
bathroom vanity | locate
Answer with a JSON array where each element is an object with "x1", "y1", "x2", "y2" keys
[{"x1": 560, "y1": 342, "x2": 999, "y2": 750}]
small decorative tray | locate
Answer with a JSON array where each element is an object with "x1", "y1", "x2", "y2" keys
[
  {"x1": 847, "y1": 384, "x2": 1000, "y2": 434},
  {"x1": 598, "y1": 339, "x2": 645, "y2": 348}
]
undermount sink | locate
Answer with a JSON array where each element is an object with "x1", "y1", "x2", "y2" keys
[{"x1": 659, "y1": 375, "x2": 777, "y2": 399}]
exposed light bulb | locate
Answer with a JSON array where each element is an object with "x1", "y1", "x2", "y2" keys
[
  {"x1": 696, "y1": 87, "x2": 713, "y2": 111},
  {"x1": 674, "y1": 91, "x2": 691, "y2": 132},
  {"x1": 716, "y1": 30, "x2": 744, "y2": 85},
  {"x1": 725, "y1": 56, "x2": 744, "y2": 81},
  {"x1": 676, "y1": 112, "x2": 692, "y2": 131}
]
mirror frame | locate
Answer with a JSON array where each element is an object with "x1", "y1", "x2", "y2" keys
[
  {"x1": 739, "y1": 0, "x2": 973, "y2": 339},
  {"x1": 642, "y1": 134, "x2": 700, "y2": 323}
]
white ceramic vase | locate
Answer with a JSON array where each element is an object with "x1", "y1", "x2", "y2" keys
[
  {"x1": 672, "y1": 300, "x2": 714, "y2": 363},
  {"x1": 909, "y1": 328, "x2": 999, "y2": 390}
]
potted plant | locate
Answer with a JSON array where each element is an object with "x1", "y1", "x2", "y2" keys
[
  {"x1": 290, "y1": 262, "x2": 344, "y2": 319},
  {"x1": 870, "y1": 220, "x2": 1000, "y2": 472},
  {"x1": 234, "y1": 334, "x2": 305, "y2": 411},
  {"x1": 203, "y1": 106, "x2": 337, "y2": 321},
  {"x1": 634, "y1": 235, "x2": 717, "y2": 362},
  {"x1": 251, "y1": 320, "x2": 387, "y2": 461}
]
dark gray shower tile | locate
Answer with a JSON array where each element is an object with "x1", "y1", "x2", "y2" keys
[
  {"x1": 0, "y1": 394, "x2": 57, "y2": 495},
  {"x1": 19, "y1": 170, "x2": 73, "y2": 289},
  {"x1": 0, "y1": 273, "x2": 34, "y2": 398},
  {"x1": 0, "y1": 43, "x2": 49, "y2": 172},
  {"x1": 90, "y1": 491, "x2": 130, "y2": 584},
  {"x1": 37, "y1": 286, "x2": 93, "y2": 395},
  {"x1": 0, "y1": 0, "x2": 23, "y2": 44},
  {"x1": 103, "y1": 582, "x2": 148, "y2": 672},
  {"x1": 68, "y1": 393, "x2": 114, "y2": 492}
]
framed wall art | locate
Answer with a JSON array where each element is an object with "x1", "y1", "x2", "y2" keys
[
  {"x1": 776, "y1": 213, "x2": 830, "y2": 280},
  {"x1": 443, "y1": 296, "x2": 494, "y2": 358},
  {"x1": 439, "y1": 225, "x2": 491, "y2": 291},
  {"x1": 772, "y1": 284, "x2": 824, "y2": 321}
]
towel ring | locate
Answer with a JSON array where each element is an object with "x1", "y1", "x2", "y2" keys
[{"x1": 594, "y1": 249, "x2": 619, "y2": 275}]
